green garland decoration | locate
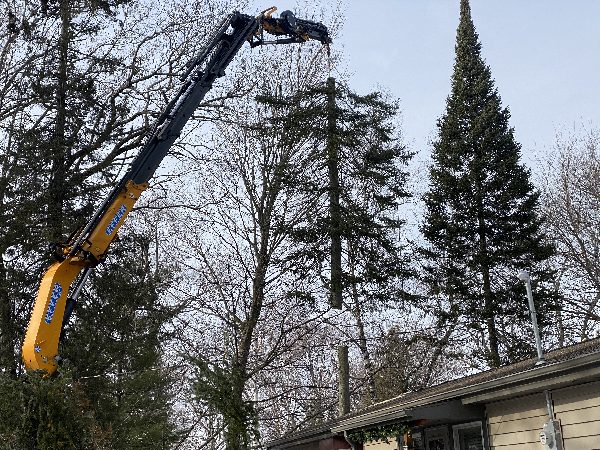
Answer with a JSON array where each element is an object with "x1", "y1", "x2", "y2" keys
[{"x1": 346, "y1": 423, "x2": 409, "y2": 444}]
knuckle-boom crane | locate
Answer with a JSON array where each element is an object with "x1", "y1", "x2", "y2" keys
[{"x1": 23, "y1": 7, "x2": 330, "y2": 375}]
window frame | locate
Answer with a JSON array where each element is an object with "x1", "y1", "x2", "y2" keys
[
  {"x1": 451, "y1": 421, "x2": 484, "y2": 450},
  {"x1": 424, "y1": 426, "x2": 450, "y2": 450}
]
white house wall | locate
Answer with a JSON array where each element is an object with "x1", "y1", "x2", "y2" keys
[
  {"x1": 362, "y1": 439, "x2": 398, "y2": 450},
  {"x1": 486, "y1": 380, "x2": 600, "y2": 449},
  {"x1": 553, "y1": 380, "x2": 600, "y2": 449},
  {"x1": 486, "y1": 392, "x2": 548, "y2": 449}
]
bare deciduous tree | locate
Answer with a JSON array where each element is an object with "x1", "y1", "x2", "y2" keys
[{"x1": 542, "y1": 128, "x2": 600, "y2": 343}]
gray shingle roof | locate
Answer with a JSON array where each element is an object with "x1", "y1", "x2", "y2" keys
[
  {"x1": 268, "y1": 337, "x2": 600, "y2": 448},
  {"x1": 339, "y1": 337, "x2": 600, "y2": 422}
]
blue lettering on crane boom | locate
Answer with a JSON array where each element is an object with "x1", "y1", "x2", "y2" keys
[
  {"x1": 44, "y1": 283, "x2": 63, "y2": 325},
  {"x1": 105, "y1": 204, "x2": 127, "y2": 236}
]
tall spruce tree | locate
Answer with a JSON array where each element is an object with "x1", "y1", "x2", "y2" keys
[
  {"x1": 421, "y1": 0, "x2": 557, "y2": 368},
  {"x1": 62, "y1": 231, "x2": 180, "y2": 449},
  {"x1": 262, "y1": 79, "x2": 413, "y2": 400}
]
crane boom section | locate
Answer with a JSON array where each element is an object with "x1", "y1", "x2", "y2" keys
[{"x1": 22, "y1": 180, "x2": 147, "y2": 373}]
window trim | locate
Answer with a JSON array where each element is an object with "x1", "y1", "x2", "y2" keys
[
  {"x1": 425, "y1": 426, "x2": 450, "y2": 450},
  {"x1": 452, "y1": 421, "x2": 484, "y2": 450}
]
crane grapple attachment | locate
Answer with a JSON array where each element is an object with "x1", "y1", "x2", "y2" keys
[{"x1": 252, "y1": 9, "x2": 331, "y2": 46}]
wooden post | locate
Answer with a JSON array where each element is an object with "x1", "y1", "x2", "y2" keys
[
  {"x1": 326, "y1": 77, "x2": 343, "y2": 309},
  {"x1": 338, "y1": 345, "x2": 350, "y2": 416},
  {"x1": 402, "y1": 431, "x2": 414, "y2": 450}
]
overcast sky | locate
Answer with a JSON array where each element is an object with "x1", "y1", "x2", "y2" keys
[
  {"x1": 341, "y1": 0, "x2": 600, "y2": 169},
  {"x1": 248, "y1": 0, "x2": 600, "y2": 170},
  {"x1": 236, "y1": 0, "x2": 600, "y2": 233}
]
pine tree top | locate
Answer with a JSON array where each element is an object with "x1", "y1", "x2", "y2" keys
[
  {"x1": 457, "y1": 0, "x2": 479, "y2": 54},
  {"x1": 460, "y1": 0, "x2": 472, "y2": 20},
  {"x1": 439, "y1": 0, "x2": 506, "y2": 162},
  {"x1": 452, "y1": 0, "x2": 489, "y2": 101}
]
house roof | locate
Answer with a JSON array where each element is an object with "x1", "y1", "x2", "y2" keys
[
  {"x1": 268, "y1": 337, "x2": 600, "y2": 448},
  {"x1": 334, "y1": 337, "x2": 600, "y2": 431},
  {"x1": 266, "y1": 422, "x2": 340, "y2": 450}
]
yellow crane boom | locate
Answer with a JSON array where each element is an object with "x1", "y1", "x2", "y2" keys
[{"x1": 22, "y1": 8, "x2": 330, "y2": 375}]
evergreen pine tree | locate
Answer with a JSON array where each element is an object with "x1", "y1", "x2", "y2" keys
[
  {"x1": 62, "y1": 231, "x2": 180, "y2": 449},
  {"x1": 421, "y1": 0, "x2": 557, "y2": 367},
  {"x1": 260, "y1": 79, "x2": 413, "y2": 400},
  {"x1": 0, "y1": 371, "x2": 107, "y2": 449},
  {"x1": 266, "y1": 80, "x2": 413, "y2": 299},
  {"x1": 0, "y1": 0, "x2": 149, "y2": 378},
  {"x1": 18, "y1": 0, "x2": 137, "y2": 243}
]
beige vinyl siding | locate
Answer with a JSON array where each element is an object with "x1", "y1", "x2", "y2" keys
[
  {"x1": 553, "y1": 380, "x2": 600, "y2": 450},
  {"x1": 486, "y1": 393, "x2": 548, "y2": 449},
  {"x1": 486, "y1": 381, "x2": 600, "y2": 450},
  {"x1": 363, "y1": 439, "x2": 398, "y2": 450}
]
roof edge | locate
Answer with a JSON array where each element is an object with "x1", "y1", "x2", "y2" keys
[
  {"x1": 267, "y1": 423, "x2": 336, "y2": 449},
  {"x1": 333, "y1": 348, "x2": 600, "y2": 431}
]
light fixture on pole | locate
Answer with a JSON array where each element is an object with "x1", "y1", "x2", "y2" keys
[{"x1": 517, "y1": 270, "x2": 545, "y2": 365}]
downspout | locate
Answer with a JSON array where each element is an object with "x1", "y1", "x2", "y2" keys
[
  {"x1": 542, "y1": 390, "x2": 564, "y2": 450},
  {"x1": 544, "y1": 390, "x2": 554, "y2": 419},
  {"x1": 517, "y1": 270, "x2": 545, "y2": 365},
  {"x1": 344, "y1": 431, "x2": 357, "y2": 450}
]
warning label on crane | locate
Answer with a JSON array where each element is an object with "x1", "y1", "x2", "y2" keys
[
  {"x1": 105, "y1": 204, "x2": 127, "y2": 236},
  {"x1": 44, "y1": 283, "x2": 63, "y2": 324}
]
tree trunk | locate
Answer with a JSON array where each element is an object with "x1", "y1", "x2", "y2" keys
[
  {"x1": 474, "y1": 166, "x2": 500, "y2": 367},
  {"x1": 223, "y1": 369, "x2": 250, "y2": 450},
  {"x1": 338, "y1": 345, "x2": 350, "y2": 416},
  {"x1": 0, "y1": 255, "x2": 16, "y2": 377},
  {"x1": 227, "y1": 215, "x2": 271, "y2": 450},
  {"x1": 48, "y1": 0, "x2": 71, "y2": 241},
  {"x1": 477, "y1": 205, "x2": 500, "y2": 367},
  {"x1": 348, "y1": 242, "x2": 377, "y2": 402},
  {"x1": 421, "y1": 321, "x2": 456, "y2": 388},
  {"x1": 326, "y1": 77, "x2": 342, "y2": 309}
]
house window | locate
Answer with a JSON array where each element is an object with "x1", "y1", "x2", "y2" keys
[
  {"x1": 425, "y1": 426, "x2": 450, "y2": 450},
  {"x1": 411, "y1": 431, "x2": 424, "y2": 450},
  {"x1": 452, "y1": 422, "x2": 484, "y2": 450}
]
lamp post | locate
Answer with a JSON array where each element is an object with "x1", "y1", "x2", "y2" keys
[{"x1": 517, "y1": 270, "x2": 545, "y2": 364}]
